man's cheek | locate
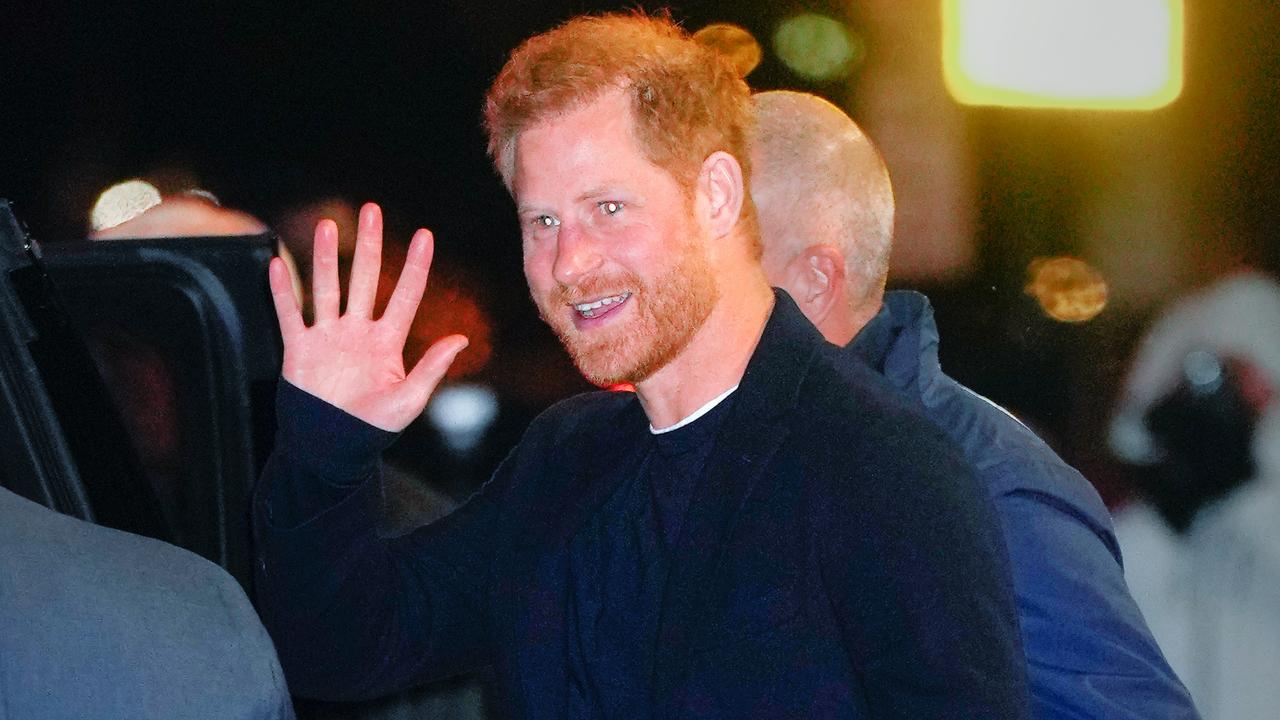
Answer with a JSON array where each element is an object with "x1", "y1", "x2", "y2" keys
[{"x1": 522, "y1": 255, "x2": 545, "y2": 295}]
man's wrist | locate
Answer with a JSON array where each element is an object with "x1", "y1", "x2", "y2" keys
[{"x1": 276, "y1": 378, "x2": 399, "y2": 485}]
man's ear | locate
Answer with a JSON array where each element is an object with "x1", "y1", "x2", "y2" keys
[
  {"x1": 785, "y1": 244, "x2": 846, "y2": 324},
  {"x1": 698, "y1": 151, "x2": 745, "y2": 238}
]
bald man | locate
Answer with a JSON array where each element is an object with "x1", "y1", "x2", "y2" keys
[
  {"x1": 90, "y1": 194, "x2": 269, "y2": 239},
  {"x1": 751, "y1": 90, "x2": 1201, "y2": 719}
]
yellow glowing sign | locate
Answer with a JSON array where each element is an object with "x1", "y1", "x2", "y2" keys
[{"x1": 943, "y1": 0, "x2": 1183, "y2": 110}]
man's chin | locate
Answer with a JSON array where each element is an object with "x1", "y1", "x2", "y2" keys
[{"x1": 568, "y1": 345, "x2": 644, "y2": 388}]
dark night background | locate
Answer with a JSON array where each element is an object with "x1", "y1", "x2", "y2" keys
[{"x1": 4, "y1": 0, "x2": 1280, "y2": 506}]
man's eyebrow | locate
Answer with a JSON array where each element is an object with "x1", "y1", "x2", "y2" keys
[
  {"x1": 577, "y1": 185, "x2": 623, "y2": 202},
  {"x1": 516, "y1": 186, "x2": 629, "y2": 214}
]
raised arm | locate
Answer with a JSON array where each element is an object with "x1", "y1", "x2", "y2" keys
[{"x1": 255, "y1": 203, "x2": 485, "y2": 700}]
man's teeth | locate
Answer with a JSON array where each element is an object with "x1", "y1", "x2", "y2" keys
[{"x1": 573, "y1": 292, "x2": 630, "y2": 318}]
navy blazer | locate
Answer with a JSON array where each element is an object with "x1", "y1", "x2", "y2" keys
[{"x1": 254, "y1": 292, "x2": 1029, "y2": 718}]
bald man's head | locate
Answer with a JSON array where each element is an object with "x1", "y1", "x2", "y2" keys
[
  {"x1": 90, "y1": 196, "x2": 267, "y2": 240},
  {"x1": 751, "y1": 91, "x2": 893, "y2": 342}
]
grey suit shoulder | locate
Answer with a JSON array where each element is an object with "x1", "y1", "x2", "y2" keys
[{"x1": 0, "y1": 486, "x2": 293, "y2": 720}]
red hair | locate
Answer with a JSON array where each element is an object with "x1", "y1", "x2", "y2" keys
[{"x1": 484, "y1": 12, "x2": 755, "y2": 222}]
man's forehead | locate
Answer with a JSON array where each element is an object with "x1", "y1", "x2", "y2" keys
[{"x1": 511, "y1": 91, "x2": 644, "y2": 192}]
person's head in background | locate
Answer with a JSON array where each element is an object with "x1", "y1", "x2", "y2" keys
[
  {"x1": 90, "y1": 189, "x2": 268, "y2": 240},
  {"x1": 82, "y1": 187, "x2": 276, "y2": 524},
  {"x1": 750, "y1": 90, "x2": 894, "y2": 346},
  {"x1": 89, "y1": 185, "x2": 302, "y2": 301},
  {"x1": 1110, "y1": 272, "x2": 1280, "y2": 532}
]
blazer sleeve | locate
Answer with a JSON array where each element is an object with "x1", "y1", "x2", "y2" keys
[
  {"x1": 814, "y1": 411, "x2": 1031, "y2": 719},
  {"x1": 253, "y1": 380, "x2": 518, "y2": 702}
]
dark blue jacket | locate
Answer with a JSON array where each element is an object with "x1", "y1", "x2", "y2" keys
[
  {"x1": 254, "y1": 292, "x2": 1029, "y2": 719},
  {"x1": 849, "y1": 291, "x2": 1200, "y2": 719}
]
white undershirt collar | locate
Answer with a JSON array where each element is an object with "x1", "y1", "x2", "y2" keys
[{"x1": 649, "y1": 384, "x2": 739, "y2": 435}]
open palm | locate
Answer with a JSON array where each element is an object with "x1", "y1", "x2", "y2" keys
[{"x1": 268, "y1": 202, "x2": 468, "y2": 432}]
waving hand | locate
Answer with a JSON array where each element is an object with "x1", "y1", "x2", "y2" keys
[{"x1": 267, "y1": 202, "x2": 468, "y2": 431}]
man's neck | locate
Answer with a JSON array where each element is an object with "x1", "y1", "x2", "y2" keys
[
  {"x1": 819, "y1": 294, "x2": 884, "y2": 348},
  {"x1": 635, "y1": 275, "x2": 774, "y2": 429}
]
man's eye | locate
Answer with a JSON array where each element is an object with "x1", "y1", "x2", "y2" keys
[
  {"x1": 598, "y1": 201, "x2": 623, "y2": 216},
  {"x1": 532, "y1": 215, "x2": 560, "y2": 228}
]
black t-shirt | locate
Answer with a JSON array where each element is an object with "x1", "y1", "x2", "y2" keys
[{"x1": 566, "y1": 391, "x2": 735, "y2": 719}]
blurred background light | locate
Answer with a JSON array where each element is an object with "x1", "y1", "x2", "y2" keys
[
  {"x1": 693, "y1": 23, "x2": 763, "y2": 78},
  {"x1": 943, "y1": 0, "x2": 1183, "y2": 109},
  {"x1": 90, "y1": 180, "x2": 162, "y2": 232},
  {"x1": 773, "y1": 13, "x2": 865, "y2": 83},
  {"x1": 427, "y1": 383, "x2": 499, "y2": 455},
  {"x1": 1182, "y1": 350, "x2": 1224, "y2": 394},
  {"x1": 1025, "y1": 256, "x2": 1109, "y2": 322}
]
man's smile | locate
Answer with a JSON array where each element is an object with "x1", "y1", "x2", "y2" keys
[{"x1": 570, "y1": 291, "x2": 632, "y2": 319}]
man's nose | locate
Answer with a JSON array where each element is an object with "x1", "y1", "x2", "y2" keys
[{"x1": 552, "y1": 223, "x2": 602, "y2": 287}]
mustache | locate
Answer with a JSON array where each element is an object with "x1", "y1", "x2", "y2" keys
[{"x1": 549, "y1": 271, "x2": 641, "y2": 306}]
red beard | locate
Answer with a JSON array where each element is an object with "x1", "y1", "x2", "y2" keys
[{"x1": 536, "y1": 241, "x2": 719, "y2": 387}]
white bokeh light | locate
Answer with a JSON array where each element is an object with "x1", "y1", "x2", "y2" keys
[{"x1": 427, "y1": 384, "x2": 499, "y2": 455}]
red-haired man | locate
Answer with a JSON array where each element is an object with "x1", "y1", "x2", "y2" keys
[{"x1": 254, "y1": 13, "x2": 1028, "y2": 719}]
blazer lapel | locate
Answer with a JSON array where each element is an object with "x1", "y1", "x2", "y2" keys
[
  {"x1": 652, "y1": 291, "x2": 821, "y2": 701},
  {"x1": 501, "y1": 394, "x2": 651, "y2": 719},
  {"x1": 550, "y1": 395, "x2": 652, "y2": 548}
]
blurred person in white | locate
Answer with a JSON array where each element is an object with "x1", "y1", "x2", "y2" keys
[{"x1": 1110, "y1": 271, "x2": 1280, "y2": 718}]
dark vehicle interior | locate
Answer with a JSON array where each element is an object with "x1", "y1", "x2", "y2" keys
[
  {"x1": 1, "y1": 198, "x2": 487, "y2": 719},
  {"x1": 0, "y1": 198, "x2": 280, "y2": 588}
]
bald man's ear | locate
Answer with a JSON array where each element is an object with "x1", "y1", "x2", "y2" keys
[
  {"x1": 783, "y1": 244, "x2": 846, "y2": 326},
  {"x1": 698, "y1": 151, "x2": 745, "y2": 238}
]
